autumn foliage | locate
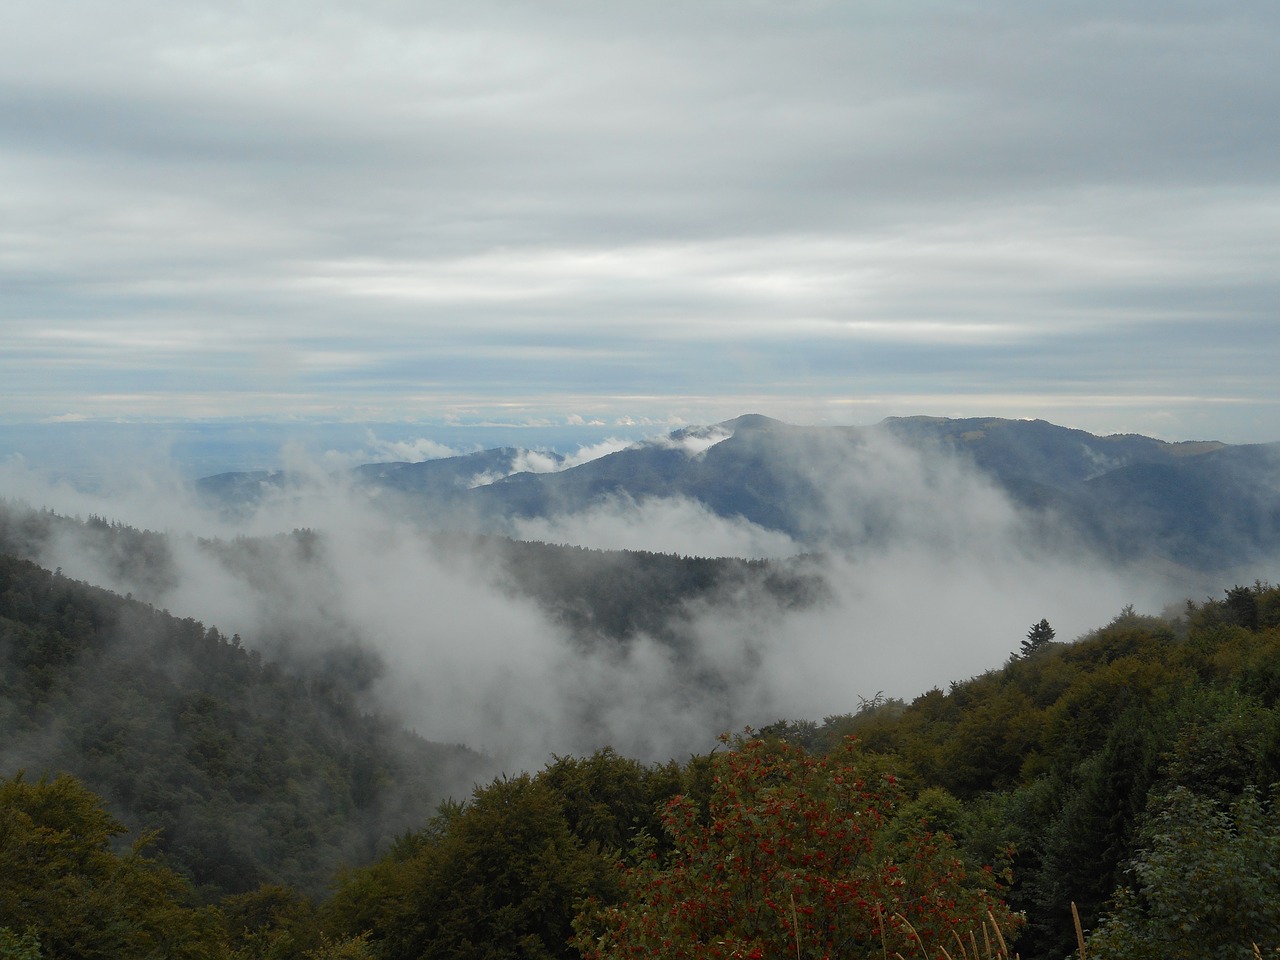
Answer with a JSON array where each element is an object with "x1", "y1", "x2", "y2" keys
[{"x1": 574, "y1": 736, "x2": 1019, "y2": 960}]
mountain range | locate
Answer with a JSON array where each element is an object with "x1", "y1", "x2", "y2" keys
[{"x1": 198, "y1": 414, "x2": 1280, "y2": 574}]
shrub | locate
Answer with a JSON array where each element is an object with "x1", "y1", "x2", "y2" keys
[{"x1": 574, "y1": 736, "x2": 1019, "y2": 959}]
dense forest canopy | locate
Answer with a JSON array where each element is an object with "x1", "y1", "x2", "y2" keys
[
  {"x1": 4, "y1": 502, "x2": 1280, "y2": 957},
  {"x1": 0, "y1": 549, "x2": 483, "y2": 901}
]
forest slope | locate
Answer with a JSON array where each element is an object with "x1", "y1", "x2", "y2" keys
[
  {"x1": 4, "y1": 577, "x2": 1280, "y2": 959},
  {"x1": 0, "y1": 551, "x2": 484, "y2": 900}
]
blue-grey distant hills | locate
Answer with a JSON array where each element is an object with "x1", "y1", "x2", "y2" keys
[{"x1": 196, "y1": 415, "x2": 1280, "y2": 573}]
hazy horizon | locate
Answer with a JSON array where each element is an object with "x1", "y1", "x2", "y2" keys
[{"x1": 4, "y1": 409, "x2": 1275, "y2": 487}]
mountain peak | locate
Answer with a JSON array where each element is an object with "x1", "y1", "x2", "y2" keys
[{"x1": 717, "y1": 413, "x2": 786, "y2": 433}]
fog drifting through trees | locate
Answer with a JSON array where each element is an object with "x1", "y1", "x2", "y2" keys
[{"x1": 0, "y1": 426, "x2": 1182, "y2": 771}]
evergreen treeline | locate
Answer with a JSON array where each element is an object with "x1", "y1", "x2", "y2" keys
[
  {"x1": 0, "y1": 501, "x2": 826, "y2": 653},
  {"x1": 485, "y1": 536, "x2": 825, "y2": 644}
]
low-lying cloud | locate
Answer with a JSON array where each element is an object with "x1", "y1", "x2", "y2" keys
[
  {"x1": 512, "y1": 494, "x2": 799, "y2": 559},
  {"x1": 360, "y1": 432, "x2": 460, "y2": 464},
  {"x1": 0, "y1": 427, "x2": 1188, "y2": 771},
  {"x1": 652, "y1": 425, "x2": 733, "y2": 457}
]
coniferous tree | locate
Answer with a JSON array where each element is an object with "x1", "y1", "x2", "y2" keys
[{"x1": 1021, "y1": 618, "x2": 1056, "y2": 657}]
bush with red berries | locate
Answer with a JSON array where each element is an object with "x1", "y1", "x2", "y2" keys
[{"x1": 574, "y1": 736, "x2": 1019, "y2": 960}]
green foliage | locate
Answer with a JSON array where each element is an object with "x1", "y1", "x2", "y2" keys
[
  {"x1": 573, "y1": 736, "x2": 1019, "y2": 960},
  {"x1": 1017, "y1": 707, "x2": 1173, "y2": 957},
  {"x1": 540, "y1": 748, "x2": 685, "y2": 859},
  {"x1": 0, "y1": 772, "x2": 222, "y2": 959},
  {"x1": 1036, "y1": 653, "x2": 1186, "y2": 777},
  {"x1": 1222, "y1": 584, "x2": 1261, "y2": 630},
  {"x1": 1086, "y1": 786, "x2": 1280, "y2": 960},
  {"x1": 325, "y1": 773, "x2": 617, "y2": 960},
  {"x1": 303, "y1": 933, "x2": 374, "y2": 959},
  {"x1": 1186, "y1": 582, "x2": 1280, "y2": 635},
  {"x1": 812, "y1": 696, "x2": 910, "y2": 756},
  {"x1": 1162, "y1": 690, "x2": 1280, "y2": 802},
  {"x1": 781, "y1": 598, "x2": 1280, "y2": 959},
  {"x1": 220, "y1": 884, "x2": 327, "y2": 960},
  {"x1": 1021, "y1": 618, "x2": 1055, "y2": 657},
  {"x1": 882, "y1": 785, "x2": 967, "y2": 848},
  {"x1": 937, "y1": 683, "x2": 1039, "y2": 794},
  {"x1": 0, "y1": 929, "x2": 43, "y2": 960}
]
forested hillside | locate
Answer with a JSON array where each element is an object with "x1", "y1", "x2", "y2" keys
[
  {"x1": 0, "y1": 500, "x2": 825, "y2": 653},
  {"x1": 486, "y1": 536, "x2": 824, "y2": 645},
  {"x1": 5, "y1": 519, "x2": 1280, "y2": 957},
  {"x1": 805, "y1": 588, "x2": 1280, "y2": 958},
  {"x1": 0, "y1": 552, "x2": 484, "y2": 901}
]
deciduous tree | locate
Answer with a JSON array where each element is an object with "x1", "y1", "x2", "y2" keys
[{"x1": 0, "y1": 772, "x2": 220, "y2": 959}]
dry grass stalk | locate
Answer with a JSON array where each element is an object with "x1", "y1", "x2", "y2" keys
[
  {"x1": 897, "y1": 914, "x2": 924, "y2": 957},
  {"x1": 987, "y1": 909, "x2": 1010, "y2": 957},
  {"x1": 888, "y1": 911, "x2": 1018, "y2": 960},
  {"x1": 789, "y1": 893, "x2": 800, "y2": 960},
  {"x1": 1071, "y1": 902, "x2": 1086, "y2": 960}
]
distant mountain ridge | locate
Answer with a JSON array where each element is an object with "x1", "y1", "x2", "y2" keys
[
  {"x1": 878, "y1": 415, "x2": 1228, "y2": 483},
  {"x1": 197, "y1": 415, "x2": 1280, "y2": 573}
]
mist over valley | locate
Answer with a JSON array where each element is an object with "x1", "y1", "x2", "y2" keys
[{"x1": 6, "y1": 414, "x2": 1277, "y2": 771}]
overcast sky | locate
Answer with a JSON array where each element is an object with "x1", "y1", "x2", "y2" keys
[{"x1": 3, "y1": 1, "x2": 1279, "y2": 443}]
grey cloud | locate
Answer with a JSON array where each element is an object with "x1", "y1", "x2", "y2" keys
[{"x1": 2, "y1": 1, "x2": 1279, "y2": 439}]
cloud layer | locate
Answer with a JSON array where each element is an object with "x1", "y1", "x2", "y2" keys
[{"x1": 1, "y1": 2, "x2": 1279, "y2": 440}]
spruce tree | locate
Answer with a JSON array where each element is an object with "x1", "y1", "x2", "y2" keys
[{"x1": 1021, "y1": 618, "x2": 1056, "y2": 657}]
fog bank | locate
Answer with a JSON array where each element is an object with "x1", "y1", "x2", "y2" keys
[{"x1": 1, "y1": 429, "x2": 1187, "y2": 769}]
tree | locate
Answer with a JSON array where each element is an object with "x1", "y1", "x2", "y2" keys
[
  {"x1": 1020, "y1": 706, "x2": 1173, "y2": 958},
  {"x1": 325, "y1": 774, "x2": 616, "y2": 960},
  {"x1": 539, "y1": 748, "x2": 684, "y2": 858},
  {"x1": 0, "y1": 772, "x2": 221, "y2": 959},
  {"x1": 573, "y1": 736, "x2": 1019, "y2": 960},
  {"x1": 220, "y1": 883, "x2": 328, "y2": 959},
  {"x1": 1086, "y1": 786, "x2": 1280, "y2": 960},
  {"x1": 1021, "y1": 619, "x2": 1056, "y2": 658},
  {"x1": 1223, "y1": 584, "x2": 1260, "y2": 631}
]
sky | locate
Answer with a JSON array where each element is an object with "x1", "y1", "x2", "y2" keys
[{"x1": 3, "y1": 1, "x2": 1280, "y2": 445}]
